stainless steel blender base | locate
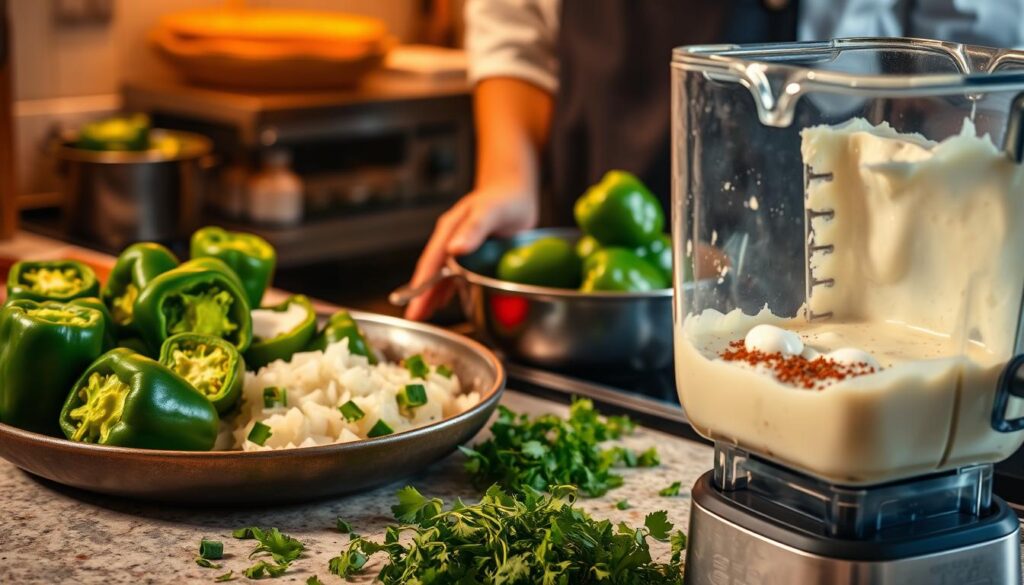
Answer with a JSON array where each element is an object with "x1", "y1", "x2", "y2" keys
[{"x1": 685, "y1": 491, "x2": 1022, "y2": 585}]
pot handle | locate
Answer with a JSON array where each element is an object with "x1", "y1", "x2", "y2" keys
[
  {"x1": 388, "y1": 266, "x2": 456, "y2": 307},
  {"x1": 991, "y1": 354, "x2": 1024, "y2": 432}
]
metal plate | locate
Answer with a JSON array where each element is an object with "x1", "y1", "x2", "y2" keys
[{"x1": 0, "y1": 311, "x2": 505, "y2": 504}]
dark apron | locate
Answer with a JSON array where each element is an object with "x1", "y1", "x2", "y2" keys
[{"x1": 549, "y1": 0, "x2": 798, "y2": 223}]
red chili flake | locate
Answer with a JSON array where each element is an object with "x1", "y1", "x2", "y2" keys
[{"x1": 721, "y1": 340, "x2": 876, "y2": 390}]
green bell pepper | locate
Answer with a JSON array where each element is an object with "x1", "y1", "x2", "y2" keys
[
  {"x1": 6, "y1": 260, "x2": 99, "y2": 303},
  {"x1": 580, "y1": 248, "x2": 668, "y2": 292},
  {"x1": 574, "y1": 170, "x2": 664, "y2": 247},
  {"x1": 308, "y1": 309, "x2": 377, "y2": 364},
  {"x1": 575, "y1": 235, "x2": 601, "y2": 261},
  {"x1": 133, "y1": 262, "x2": 253, "y2": 354},
  {"x1": 191, "y1": 226, "x2": 276, "y2": 308},
  {"x1": 497, "y1": 237, "x2": 581, "y2": 289},
  {"x1": 0, "y1": 300, "x2": 106, "y2": 435},
  {"x1": 69, "y1": 297, "x2": 117, "y2": 351},
  {"x1": 160, "y1": 333, "x2": 244, "y2": 414},
  {"x1": 633, "y1": 233, "x2": 673, "y2": 283},
  {"x1": 101, "y1": 243, "x2": 179, "y2": 331},
  {"x1": 245, "y1": 294, "x2": 316, "y2": 370},
  {"x1": 75, "y1": 113, "x2": 151, "y2": 152},
  {"x1": 59, "y1": 348, "x2": 219, "y2": 450}
]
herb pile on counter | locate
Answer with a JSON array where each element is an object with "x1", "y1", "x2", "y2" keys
[
  {"x1": 461, "y1": 397, "x2": 660, "y2": 496},
  {"x1": 329, "y1": 484, "x2": 686, "y2": 585}
]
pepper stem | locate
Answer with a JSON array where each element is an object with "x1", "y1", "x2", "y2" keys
[{"x1": 69, "y1": 372, "x2": 130, "y2": 443}]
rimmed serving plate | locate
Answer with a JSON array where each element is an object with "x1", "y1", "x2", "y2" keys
[{"x1": 0, "y1": 311, "x2": 505, "y2": 504}]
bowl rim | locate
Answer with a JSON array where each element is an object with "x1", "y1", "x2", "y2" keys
[
  {"x1": 0, "y1": 309, "x2": 506, "y2": 460},
  {"x1": 57, "y1": 129, "x2": 213, "y2": 164},
  {"x1": 449, "y1": 227, "x2": 677, "y2": 300}
]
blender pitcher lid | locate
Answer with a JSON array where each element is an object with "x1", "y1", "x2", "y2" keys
[{"x1": 672, "y1": 37, "x2": 1024, "y2": 128}]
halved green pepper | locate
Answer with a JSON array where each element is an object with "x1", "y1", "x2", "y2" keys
[
  {"x1": 191, "y1": 226, "x2": 276, "y2": 308},
  {"x1": 6, "y1": 260, "x2": 99, "y2": 303},
  {"x1": 59, "y1": 348, "x2": 219, "y2": 451},
  {"x1": 246, "y1": 295, "x2": 316, "y2": 370},
  {"x1": 133, "y1": 262, "x2": 253, "y2": 355},
  {"x1": 0, "y1": 299, "x2": 106, "y2": 435},
  {"x1": 307, "y1": 309, "x2": 377, "y2": 364},
  {"x1": 101, "y1": 243, "x2": 179, "y2": 332},
  {"x1": 160, "y1": 333, "x2": 244, "y2": 414}
]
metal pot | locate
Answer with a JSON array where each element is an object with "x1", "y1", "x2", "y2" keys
[
  {"x1": 393, "y1": 228, "x2": 718, "y2": 371},
  {"x1": 56, "y1": 129, "x2": 213, "y2": 251}
]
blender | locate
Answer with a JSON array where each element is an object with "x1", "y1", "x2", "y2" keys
[{"x1": 672, "y1": 38, "x2": 1024, "y2": 584}]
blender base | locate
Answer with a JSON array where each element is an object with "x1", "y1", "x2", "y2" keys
[{"x1": 684, "y1": 472, "x2": 1021, "y2": 585}]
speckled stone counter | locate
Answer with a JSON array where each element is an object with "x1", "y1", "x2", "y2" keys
[{"x1": 0, "y1": 391, "x2": 713, "y2": 585}]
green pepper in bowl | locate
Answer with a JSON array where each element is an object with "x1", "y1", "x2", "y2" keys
[
  {"x1": 59, "y1": 348, "x2": 219, "y2": 451},
  {"x1": 580, "y1": 248, "x2": 668, "y2": 292},
  {"x1": 574, "y1": 170, "x2": 664, "y2": 248},
  {"x1": 75, "y1": 113, "x2": 150, "y2": 152},
  {"x1": 497, "y1": 237, "x2": 581, "y2": 289},
  {"x1": 0, "y1": 299, "x2": 106, "y2": 435},
  {"x1": 160, "y1": 333, "x2": 244, "y2": 414},
  {"x1": 6, "y1": 260, "x2": 99, "y2": 303},
  {"x1": 245, "y1": 294, "x2": 316, "y2": 370}
]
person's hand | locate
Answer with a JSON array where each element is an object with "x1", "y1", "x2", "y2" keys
[{"x1": 404, "y1": 181, "x2": 538, "y2": 321}]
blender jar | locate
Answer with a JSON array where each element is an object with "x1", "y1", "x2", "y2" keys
[{"x1": 672, "y1": 38, "x2": 1024, "y2": 485}]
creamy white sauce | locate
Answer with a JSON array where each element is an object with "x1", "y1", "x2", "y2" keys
[
  {"x1": 252, "y1": 302, "x2": 308, "y2": 340},
  {"x1": 676, "y1": 119, "x2": 1024, "y2": 485}
]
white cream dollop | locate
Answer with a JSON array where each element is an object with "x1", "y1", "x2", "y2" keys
[
  {"x1": 744, "y1": 324, "x2": 804, "y2": 356},
  {"x1": 826, "y1": 347, "x2": 881, "y2": 370}
]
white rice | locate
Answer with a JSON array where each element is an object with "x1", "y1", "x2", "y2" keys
[{"x1": 217, "y1": 340, "x2": 480, "y2": 451}]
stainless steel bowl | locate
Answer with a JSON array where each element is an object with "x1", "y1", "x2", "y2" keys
[
  {"x1": 0, "y1": 310, "x2": 505, "y2": 505},
  {"x1": 394, "y1": 228, "x2": 719, "y2": 370}
]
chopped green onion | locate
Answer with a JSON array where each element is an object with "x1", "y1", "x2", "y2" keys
[
  {"x1": 199, "y1": 538, "x2": 224, "y2": 560},
  {"x1": 403, "y1": 354, "x2": 429, "y2": 379},
  {"x1": 195, "y1": 556, "x2": 221, "y2": 569},
  {"x1": 368, "y1": 419, "x2": 394, "y2": 438},
  {"x1": 435, "y1": 364, "x2": 454, "y2": 378},
  {"x1": 397, "y1": 383, "x2": 428, "y2": 411},
  {"x1": 336, "y1": 517, "x2": 353, "y2": 533},
  {"x1": 339, "y1": 400, "x2": 365, "y2": 422},
  {"x1": 248, "y1": 422, "x2": 272, "y2": 446},
  {"x1": 616, "y1": 499, "x2": 631, "y2": 510},
  {"x1": 659, "y1": 481, "x2": 682, "y2": 497},
  {"x1": 263, "y1": 386, "x2": 287, "y2": 408}
]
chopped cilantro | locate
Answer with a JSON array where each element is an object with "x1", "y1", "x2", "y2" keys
[
  {"x1": 460, "y1": 398, "x2": 650, "y2": 497},
  {"x1": 616, "y1": 499, "x2": 631, "y2": 510},
  {"x1": 339, "y1": 400, "x2": 364, "y2": 422},
  {"x1": 336, "y1": 517, "x2": 353, "y2": 534},
  {"x1": 214, "y1": 571, "x2": 237, "y2": 582},
  {"x1": 230, "y1": 526, "x2": 304, "y2": 579},
  {"x1": 243, "y1": 560, "x2": 289, "y2": 579},
  {"x1": 306, "y1": 576, "x2": 325, "y2": 585},
  {"x1": 659, "y1": 481, "x2": 682, "y2": 497},
  {"x1": 328, "y1": 484, "x2": 686, "y2": 584}
]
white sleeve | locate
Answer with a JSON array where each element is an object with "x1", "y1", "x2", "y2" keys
[{"x1": 464, "y1": 0, "x2": 561, "y2": 94}]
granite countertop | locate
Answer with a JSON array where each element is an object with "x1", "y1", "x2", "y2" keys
[{"x1": 0, "y1": 391, "x2": 714, "y2": 585}]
